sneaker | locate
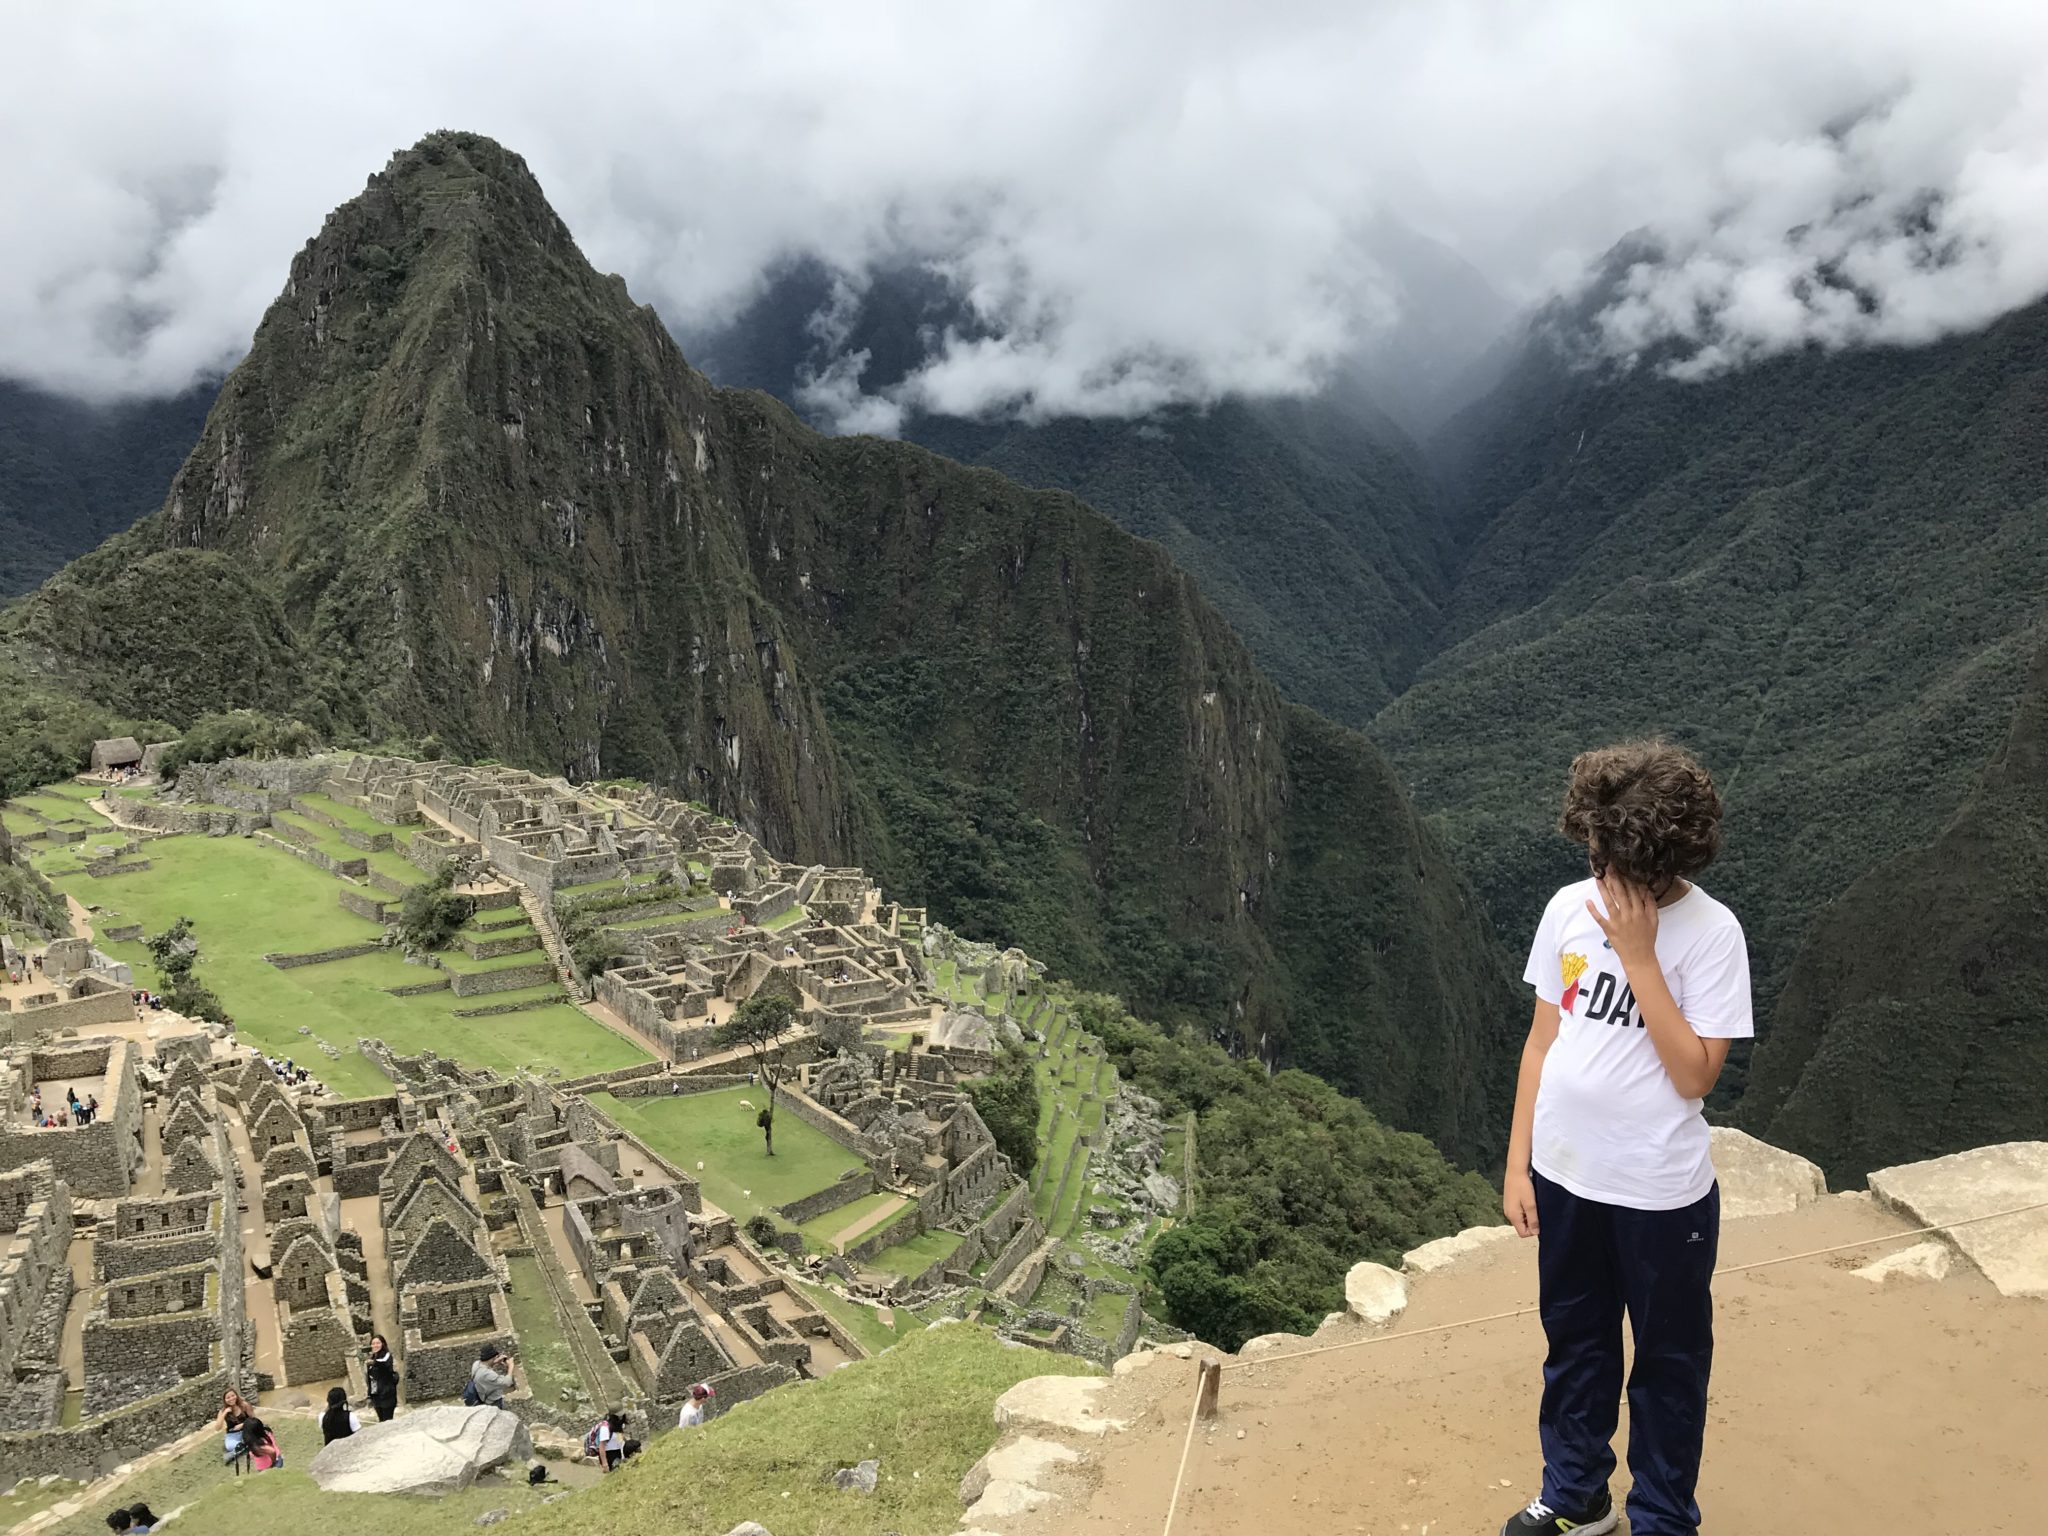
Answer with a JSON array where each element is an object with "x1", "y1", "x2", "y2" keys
[{"x1": 1497, "y1": 1488, "x2": 1618, "y2": 1535}]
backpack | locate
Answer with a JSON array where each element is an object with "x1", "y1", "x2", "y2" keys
[
  {"x1": 461, "y1": 1378, "x2": 482, "y2": 1407},
  {"x1": 583, "y1": 1424, "x2": 604, "y2": 1457},
  {"x1": 528, "y1": 1465, "x2": 549, "y2": 1486}
]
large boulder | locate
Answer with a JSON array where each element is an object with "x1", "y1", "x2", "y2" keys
[
  {"x1": 1710, "y1": 1127, "x2": 1828, "y2": 1217},
  {"x1": 1867, "y1": 1141, "x2": 2048, "y2": 1299},
  {"x1": 307, "y1": 1405, "x2": 532, "y2": 1495},
  {"x1": 1343, "y1": 1261, "x2": 1408, "y2": 1327}
]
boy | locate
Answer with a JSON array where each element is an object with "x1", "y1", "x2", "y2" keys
[{"x1": 1499, "y1": 741, "x2": 1752, "y2": 1536}]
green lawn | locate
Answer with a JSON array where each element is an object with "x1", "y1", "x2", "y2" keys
[
  {"x1": 760, "y1": 904, "x2": 807, "y2": 931},
  {"x1": 588, "y1": 1086, "x2": 863, "y2": 1220},
  {"x1": 505, "y1": 1254, "x2": 586, "y2": 1413},
  {"x1": 507, "y1": 1325, "x2": 1097, "y2": 1536},
  {"x1": 34, "y1": 828, "x2": 645, "y2": 1097},
  {"x1": 866, "y1": 1226, "x2": 963, "y2": 1279},
  {"x1": 792, "y1": 1277, "x2": 907, "y2": 1355},
  {"x1": 292, "y1": 791, "x2": 390, "y2": 836},
  {"x1": 798, "y1": 1190, "x2": 901, "y2": 1252}
]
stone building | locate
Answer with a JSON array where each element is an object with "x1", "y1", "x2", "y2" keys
[{"x1": 0, "y1": 1041, "x2": 144, "y2": 1195}]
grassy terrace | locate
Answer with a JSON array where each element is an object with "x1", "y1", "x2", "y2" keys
[
  {"x1": 30, "y1": 788, "x2": 647, "y2": 1095},
  {"x1": 589, "y1": 1085, "x2": 864, "y2": 1221},
  {"x1": 504, "y1": 1253, "x2": 586, "y2": 1413},
  {"x1": 866, "y1": 1225, "x2": 963, "y2": 1279},
  {"x1": 797, "y1": 1189, "x2": 899, "y2": 1251}
]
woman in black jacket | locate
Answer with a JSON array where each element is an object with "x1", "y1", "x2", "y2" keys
[
  {"x1": 321, "y1": 1386, "x2": 361, "y2": 1443},
  {"x1": 365, "y1": 1334, "x2": 400, "y2": 1422}
]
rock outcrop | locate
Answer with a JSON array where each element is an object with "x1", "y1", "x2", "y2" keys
[
  {"x1": 1867, "y1": 1141, "x2": 2048, "y2": 1299},
  {"x1": 1710, "y1": 1126, "x2": 1828, "y2": 1217},
  {"x1": 306, "y1": 1405, "x2": 531, "y2": 1495}
]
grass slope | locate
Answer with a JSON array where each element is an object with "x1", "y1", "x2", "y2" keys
[{"x1": 505, "y1": 1324, "x2": 1098, "y2": 1536}]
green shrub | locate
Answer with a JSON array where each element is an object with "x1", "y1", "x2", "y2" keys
[
  {"x1": 159, "y1": 710, "x2": 317, "y2": 783},
  {"x1": 394, "y1": 862, "x2": 473, "y2": 954},
  {"x1": 966, "y1": 1040, "x2": 1040, "y2": 1176}
]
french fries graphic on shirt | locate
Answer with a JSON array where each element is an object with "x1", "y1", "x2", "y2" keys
[{"x1": 1560, "y1": 952, "x2": 1590, "y2": 1013}]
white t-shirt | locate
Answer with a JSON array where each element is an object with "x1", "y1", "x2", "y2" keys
[
  {"x1": 1525, "y1": 878, "x2": 1753, "y2": 1210},
  {"x1": 678, "y1": 1400, "x2": 705, "y2": 1428}
]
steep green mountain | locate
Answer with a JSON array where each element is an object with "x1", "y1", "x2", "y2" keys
[
  {"x1": 1742, "y1": 642, "x2": 2048, "y2": 1178},
  {"x1": 0, "y1": 379, "x2": 216, "y2": 595},
  {"x1": 1375, "y1": 295, "x2": 2048, "y2": 1071},
  {"x1": 686, "y1": 262, "x2": 1456, "y2": 724},
  {"x1": 4, "y1": 132, "x2": 1516, "y2": 1160}
]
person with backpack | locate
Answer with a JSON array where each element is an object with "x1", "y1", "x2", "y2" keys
[
  {"x1": 365, "y1": 1333, "x2": 401, "y2": 1421},
  {"x1": 587, "y1": 1410, "x2": 641, "y2": 1471},
  {"x1": 467, "y1": 1344, "x2": 515, "y2": 1407},
  {"x1": 216, "y1": 1387, "x2": 252, "y2": 1466},
  {"x1": 321, "y1": 1385, "x2": 361, "y2": 1443}
]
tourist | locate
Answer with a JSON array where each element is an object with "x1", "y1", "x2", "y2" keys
[
  {"x1": 365, "y1": 1334, "x2": 401, "y2": 1421},
  {"x1": 241, "y1": 1414, "x2": 282, "y2": 1471},
  {"x1": 124, "y1": 1504, "x2": 160, "y2": 1533},
  {"x1": 1497, "y1": 742, "x2": 1751, "y2": 1536},
  {"x1": 104, "y1": 1513, "x2": 131, "y2": 1533},
  {"x1": 216, "y1": 1387, "x2": 251, "y2": 1465},
  {"x1": 321, "y1": 1385, "x2": 360, "y2": 1443},
  {"x1": 677, "y1": 1381, "x2": 714, "y2": 1428},
  {"x1": 589, "y1": 1409, "x2": 640, "y2": 1471},
  {"x1": 468, "y1": 1344, "x2": 515, "y2": 1406},
  {"x1": 85, "y1": 1094, "x2": 99, "y2": 1125}
]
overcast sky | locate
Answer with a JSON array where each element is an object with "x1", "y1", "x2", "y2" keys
[{"x1": 6, "y1": 0, "x2": 2048, "y2": 417}]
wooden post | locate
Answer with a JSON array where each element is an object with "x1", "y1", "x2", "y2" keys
[{"x1": 1195, "y1": 1357, "x2": 1223, "y2": 1420}]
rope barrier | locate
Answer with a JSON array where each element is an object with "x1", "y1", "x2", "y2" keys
[{"x1": 1154, "y1": 1196, "x2": 2048, "y2": 1534}]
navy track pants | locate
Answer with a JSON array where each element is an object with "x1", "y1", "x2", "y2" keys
[{"x1": 1533, "y1": 1169, "x2": 1719, "y2": 1536}]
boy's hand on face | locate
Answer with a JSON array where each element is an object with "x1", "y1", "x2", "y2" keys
[{"x1": 1587, "y1": 873, "x2": 1659, "y2": 966}]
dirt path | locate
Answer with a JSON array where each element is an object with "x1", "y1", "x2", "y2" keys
[
  {"x1": 221, "y1": 1114, "x2": 285, "y2": 1384},
  {"x1": 340, "y1": 1193, "x2": 400, "y2": 1349},
  {"x1": 1009, "y1": 1196, "x2": 2048, "y2": 1536},
  {"x1": 56, "y1": 1234, "x2": 95, "y2": 1408}
]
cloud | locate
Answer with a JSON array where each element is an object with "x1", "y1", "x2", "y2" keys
[{"x1": 5, "y1": 1, "x2": 2048, "y2": 410}]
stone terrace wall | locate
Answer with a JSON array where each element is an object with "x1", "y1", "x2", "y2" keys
[
  {"x1": 773, "y1": 1170, "x2": 878, "y2": 1227},
  {"x1": 1, "y1": 986, "x2": 133, "y2": 1042}
]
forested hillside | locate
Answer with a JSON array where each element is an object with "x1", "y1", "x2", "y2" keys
[
  {"x1": 1742, "y1": 642, "x2": 2048, "y2": 1178},
  {"x1": 3, "y1": 132, "x2": 1517, "y2": 1162},
  {"x1": 0, "y1": 379, "x2": 215, "y2": 595},
  {"x1": 1376, "y1": 295, "x2": 2048, "y2": 1068},
  {"x1": 688, "y1": 261, "x2": 1456, "y2": 725}
]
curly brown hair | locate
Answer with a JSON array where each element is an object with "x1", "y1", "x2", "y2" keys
[{"x1": 1559, "y1": 739, "x2": 1723, "y2": 888}]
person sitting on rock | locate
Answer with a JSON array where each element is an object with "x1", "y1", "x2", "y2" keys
[
  {"x1": 122, "y1": 1504, "x2": 159, "y2": 1533},
  {"x1": 321, "y1": 1385, "x2": 361, "y2": 1443}
]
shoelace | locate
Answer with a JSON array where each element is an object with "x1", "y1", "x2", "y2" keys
[{"x1": 1522, "y1": 1499, "x2": 1555, "y2": 1520}]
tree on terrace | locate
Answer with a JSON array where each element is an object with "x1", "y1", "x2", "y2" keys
[{"x1": 715, "y1": 992, "x2": 800, "y2": 1156}]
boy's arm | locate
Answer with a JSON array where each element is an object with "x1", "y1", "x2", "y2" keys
[
  {"x1": 1503, "y1": 998, "x2": 1560, "y2": 1237},
  {"x1": 1586, "y1": 875, "x2": 1733, "y2": 1100}
]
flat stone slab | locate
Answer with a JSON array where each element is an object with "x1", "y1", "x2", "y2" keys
[
  {"x1": 1868, "y1": 1141, "x2": 2048, "y2": 1299},
  {"x1": 1403, "y1": 1223, "x2": 1518, "y2": 1274},
  {"x1": 992, "y1": 1375, "x2": 1128, "y2": 1438},
  {"x1": 1710, "y1": 1127, "x2": 1828, "y2": 1218},
  {"x1": 960, "y1": 1434, "x2": 1083, "y2": 1505},
  {"x1": 1344, "y1": 1261, "x2": 1408, "y2": 1327},
  {"x1": 308, "y1": 1404, "x2": 531, "y2": 1495}
]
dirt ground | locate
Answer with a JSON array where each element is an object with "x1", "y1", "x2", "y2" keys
[{"x1": 1011, "y1": 1195, "x2": 2048, "y2": 1536}]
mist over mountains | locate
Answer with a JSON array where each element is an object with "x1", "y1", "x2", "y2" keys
[{"x1": 5, "y1": 0, "x2": 2048, "y2": 1187}]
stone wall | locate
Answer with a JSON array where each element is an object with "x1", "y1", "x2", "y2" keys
[
  {"x1": 0, "y1": 1167, "x2": 70, "y2": 1382},
  {"x1": 773, "y1": 1169, "x2": 878, "y2": 1227},
  {"x1": 448, "y1": 961, "x2": 556, "y2": 997},
  {"x1": 0, "y1": 1351, "x2": 233, "y2": 1485},
  {"x1": 1, "y1": 986, "x2": 133, "y2": 1042},
  {"x1": 264, "y1": 941, "x2": 386, "y2": 969},
  {"x1": 0, "y1": 1040, "x2": 140, "y2": 1196},
  {"x1": 337, "y1": 887, "x2": 390, "y2": 923}
]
